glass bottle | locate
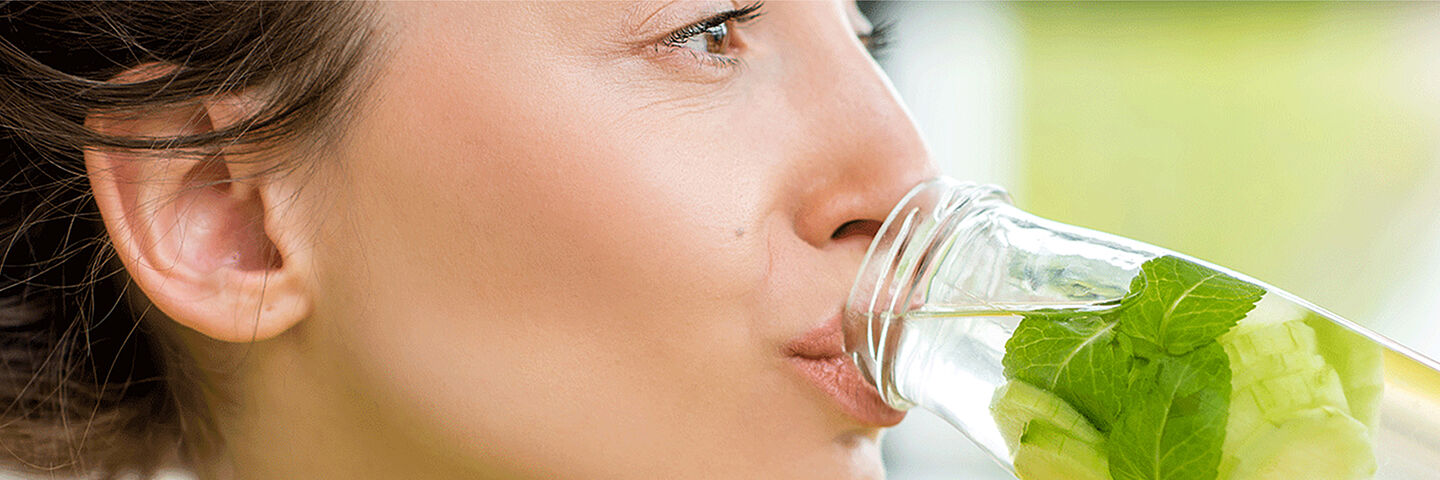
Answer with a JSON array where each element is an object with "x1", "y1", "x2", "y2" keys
[{"x1": 845, "y1": 177, "x2": 1440, "y2": 480}]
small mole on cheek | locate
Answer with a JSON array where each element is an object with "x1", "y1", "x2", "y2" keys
[{"x1": 734, "y1": 227, "x2": 745, "y2": 239}]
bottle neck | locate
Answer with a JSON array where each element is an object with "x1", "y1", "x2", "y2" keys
[{"x1": 844, "y1": 178, "x2": 1012, "y2": 409}]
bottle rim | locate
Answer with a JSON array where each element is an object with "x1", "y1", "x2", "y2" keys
[{"x1": 844, "y1": 177, "x2": 1011, "y2": 409}]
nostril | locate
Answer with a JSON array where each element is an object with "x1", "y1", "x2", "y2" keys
[{"x1": 831, "y1": 219, "x2": 882, "y2": 242}]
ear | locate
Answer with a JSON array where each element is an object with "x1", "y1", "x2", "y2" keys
[{"x1": 84, "y1": 88, "x2": 316, "y2": 343}]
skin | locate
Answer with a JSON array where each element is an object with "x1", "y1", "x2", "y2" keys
[{"x1": 85, "y1": 1, "x2": 936, "y2": 479}]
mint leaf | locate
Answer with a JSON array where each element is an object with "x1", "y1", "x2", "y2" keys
[
  {"x1": 1003, "y1": 312, "x2": 1131, "y2": 432},
  {"x1": 996, "y1": 255, "x2": 1263, "y2": 480},
  {"x1": 994, "y1": 256, "x2": 1265, "y2": 480},
  {"x1": 1116, "y1": 256, "x2": 1265, "y2": 358},
  {"x1": 1108, "y1": 343, "x2": 1231, "y2": 480}
]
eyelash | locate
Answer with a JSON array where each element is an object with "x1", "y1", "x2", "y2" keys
[
  {"x1": 663, "y1": 2, "x2": 766, "y2": 68},
  {"x1": 860, "y1": 20, "x2": 894, "y2": 58}
]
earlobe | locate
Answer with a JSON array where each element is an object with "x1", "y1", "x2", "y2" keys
[{"x1": 85, "y1": 91, "x2": 315, "y2": 343}]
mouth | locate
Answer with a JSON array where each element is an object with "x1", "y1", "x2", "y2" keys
[{"x1": 784, "y1": 310, "x2": 906, "y2": 428}]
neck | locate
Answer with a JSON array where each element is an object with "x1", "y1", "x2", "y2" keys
[{"x1": 178, "y1": 329, "x2": 509, "y2": 480}]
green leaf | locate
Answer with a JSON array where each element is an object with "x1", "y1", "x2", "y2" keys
[
  {"x1": 1108, "y1": 343, "x2": 1231, "y2": 480},
  {"x1": 1004, "y1": 312, "x2": 1132, "y2": 432},
  {"x1": 996, "y1": 255, "x2": 1265, "y2": 480},
  {"x1": 1116, "y1": 256, "x2": 1265, "y2": 358}
]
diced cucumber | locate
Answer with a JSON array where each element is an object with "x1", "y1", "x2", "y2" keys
[
  {"x1": 1223, "y1": 366, "x2": 1352, "y2": 467},
  {"x1": 1220, "y1": 313, "x2": 1348, "y2": 443},
  {"x1": 1013, "y1": 419, "x2": 1111, "y2": 480},
  {"x1": 1221, "y1": 318, "x2": 1315, "y2": 363},
  {"x1": 1245, "y1": 365, "x2": 1350, "y2": 415},
  {"x1": 1221, "y1": 320, "x2": 1326, "y2": 387},
  {"x1": 991, "y1": 380, "x2": 1104, "y2": 452},
  {"x1": 1227, "y1": 351, "x2": 1327, "y2": 390},
  {"x1": 1305, "y1": 314, "x2": 1384, "y2": 432},
  {"x1": 1219, "y1": 406, "x2": 1376, "y2": 480},
  {"x1": 1213, "y1": 297, "x2": 1376, "y2": 479}
]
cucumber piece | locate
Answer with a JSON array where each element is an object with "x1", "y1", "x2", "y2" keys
[
  {"x1": 1228, "y1": 351, "x2": 1328, "y2": 390},
  {"x1": 1014, "y1": 419, "x2": 1111, "y2": 480},
  {"x1": 1222, "y1": 319, "x2": 1315, "y2": 364},
  {"x1": 1305, "y1": 314, "x2": 1384, "y2": 432},
  {"x1": 1219, "y1": 406, "x2": 1375, "y2": 480},
  {"x1": 1221, "y1": 320, "x2": 1326, "y2": 387},
  {"x1": 1224, "y1": 377, "x2": 1264, "y2": 464},
  {"x1": 1249, "y1": 363, "x2": 1349, "y2": 414},
  {"x1": 1220, "y1": 315, "x2": 1347, "y2": 443},
  {"x1": 1224, "y1": 366, "x2": 1351, "y2": 465},
  {"x1": 991, "y1": 380, "x2": 1104, "y2": 452}
]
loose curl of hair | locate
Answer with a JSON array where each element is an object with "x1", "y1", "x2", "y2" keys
[{"x1": 0, "y1": 1, "x2": 376, "y2": 476}]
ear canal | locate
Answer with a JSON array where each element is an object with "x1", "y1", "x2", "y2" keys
[{"x1": 177, "y1": 155, "x2": 283, "y2": 273}]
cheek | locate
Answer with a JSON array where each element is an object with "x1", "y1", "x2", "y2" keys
[
  {"x1": 302, "y1": 29, "x2": 833, "y2": 475},
  {"x1": 327, "y1": 60, "x2": 777, "y2": 360},
  {"x1": 377, "y1": 51, "x2": 776, "y2": 317},
  {"x1": 436, "y1": 113, "x2": 771, "y2": 318},
  {"x1": 345, "y1": 2, "x2": 791, "y2": 324}
]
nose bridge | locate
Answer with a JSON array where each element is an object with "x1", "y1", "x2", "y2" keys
[
  {"x1": 802, "y1": 36, "x2": 923, "y2": 158},
  {"x1": 786, "y1": 31, "x2": 938, "y2": 247}
]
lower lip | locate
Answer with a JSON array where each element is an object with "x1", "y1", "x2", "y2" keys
[{"x1": 788, "y1": 355, "x2": 907, "y2": 427}]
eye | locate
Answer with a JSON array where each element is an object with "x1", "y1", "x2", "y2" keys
[
  {"x1": 672, "y1": 21, "x2": 731, "y2": 55},
  {"x1": 662, "y1": 2, "x2": 764, "y2": 62}
]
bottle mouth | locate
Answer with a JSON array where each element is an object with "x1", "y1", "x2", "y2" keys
[{"x1": 843, "y1": 177, "x2": 1010, "y2": 409}]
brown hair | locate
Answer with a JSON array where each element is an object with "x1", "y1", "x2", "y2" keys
[{"x1": 0, "y1": 1, "x2": 376, "y2": 476}]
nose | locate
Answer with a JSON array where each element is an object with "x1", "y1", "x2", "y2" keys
[{"x1": 787, "y1": 37, "x2": 938, "y2": 249}]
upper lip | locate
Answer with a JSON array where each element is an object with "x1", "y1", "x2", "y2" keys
[{"x1": 783, "y1": 309, "x2": 846, "y2": 360}]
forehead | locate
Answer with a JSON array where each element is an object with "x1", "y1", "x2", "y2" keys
[{"x1": 387, "y1": 1, "x2": 866, "y2": 35}]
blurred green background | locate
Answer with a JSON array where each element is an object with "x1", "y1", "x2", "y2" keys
[
  {"x1": 1016, "y1": 2, "x2": 1440, "y2": 326},
  {"x1": 874, "y1": 3, "x2": 1440, "y2": 479}
]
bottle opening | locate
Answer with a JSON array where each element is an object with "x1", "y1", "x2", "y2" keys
[{"x1": 844, "y1": 177, "x2": 1010, "y2": 409}]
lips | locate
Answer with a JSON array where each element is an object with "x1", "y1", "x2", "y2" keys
[{"x1": 785, "y1": 310, "x2": 906, "y2": 427}]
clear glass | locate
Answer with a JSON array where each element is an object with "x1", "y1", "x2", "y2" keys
[{"x1": 845, "y1": 177, "x2": 1440, "y2": 480}]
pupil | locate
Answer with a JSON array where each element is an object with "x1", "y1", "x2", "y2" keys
[{"x1": 706, "y1": 23, "x2": 728, "y2": 54}]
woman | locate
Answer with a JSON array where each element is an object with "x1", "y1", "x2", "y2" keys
[{"x1": 0, "y1": 1, "x2": 935, "y2": 478}]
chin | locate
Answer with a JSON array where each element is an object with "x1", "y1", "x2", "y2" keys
[{"x1": 833, "y1": 429, "x2": 889, "y2": 480}]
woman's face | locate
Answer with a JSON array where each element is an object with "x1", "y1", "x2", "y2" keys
[{"x1": 290, "y1": 2, "x2": 934, "y2": 478}]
